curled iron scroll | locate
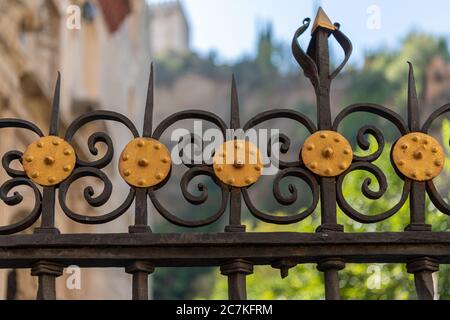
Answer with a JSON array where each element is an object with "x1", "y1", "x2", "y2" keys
[
  {"x1": 242, "y1": 167, "x2": 319, "y2": 224},
  {"x1": 336, "y1": 162, "x2": 411, "y2": 223},
  {"x1": 332, "y1": 104, "x2": 410, "y2": 223},
  {"x1": 149, "y1": 110, "x2": 229, "y2": 227},
  {"x1": 292, "y1": 19, "x2": 352, "y2": 89},
  {"x1": 329, "y1": 24, "x2": 353, "y2": 80},
  {"x1": 60, "y1": 111, "x2": 139, "y2": 224},
  {"x1": 59, "y1": 167, "x2": 135, "y2": 224},
  {"x1": 243, "y1": 109, "x2": 317, "y2": 168},
  {"x1": 333, "y1": 103, "x2": 405, "y2": 163},
  {"x1": 152, "y1": 110, "x2": 228, "y2": 140},
  {"x1": 0, "y1": 178, "x2": 42, "y2": 234},
  {"x1": 0, "y1": 119, "x2": 44, "y2": 234},
  {"x1": 422, "y1": 103, "x2": 450, "y2": 215},
  {"x1": 292, "y1": 18, "x2": 319, "y2": 89},
  {"x1": 241, "y1": 109, "x2": 319, "y2": 224},
  {"x1": 333, "y1": 103, "x2": 409, "y2": 138},
  {"x1": 148, "y1": 166, "x2": 228, "y2": 227},
  {"x1": 65, "y1": 110, "x2": 140, "y2": 168}
]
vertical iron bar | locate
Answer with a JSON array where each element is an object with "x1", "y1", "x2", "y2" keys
[
  {"x1": 35, "y1": 73, "x2": 61, "y2": 234},
  {"x1": 405, "y1": 62, "x2": 431, "y2": 231},
  {"x1": 31, "y1": 261, "x2": 63, "y2": 300},
  {"x1": 317, "y1": 258, "x2": 345, "y2": 300},
  {"x1": 308, "y1": 8, "x2": 345, "y2": 300},
  {"x1": 220, "y1": 259, "x2": 253, "y2": 300},
  {"x1": 32, "y1": 73, "x2": 62, "y2": 300},
  {"x1": 311, "y1": 11, "x2": 344, "y2": 300},
  {"x1": 405, "y1": 63, "x2": 437, "y2": 299},
  {"x1": 48, "y1": 72, "x2": 61, "y2": 137},
  {"x1": 226, "y1": 188, "x2": 244, "y2": 232},
  {"x1": 225, "y1": 76, "x2": 245, "y2": 233},
  {"x1": 129, "y1": 64, "x2": 154, "y2": 234},
  {"x1": 407, "y1": 258, "x2": 439, "y2": 300},
  {"x1": 129, "y1": 188, "x2": 151, "y2": 233},
  {"x1": 128, "y1": 65, "x2": 155, "y2": 298},
  {"x1": 315, "y1": 30, "x2": 332, "y2": 130},
  {"x1": 37, "y1": 187, "x2": 58, "y2": 232},
  {"x1": 142, "y1": 62, "x2": 154, "y2": 138},
  {"x1": 221, "y1": 76, "x2": 252, "y2": 300},
  {"x1": 323, "y1": 270, "x2": 340, "y2": 300},
  {"x1": 408, "y1": 181, "x2": 427, "y2": 227},
  {"x1": 312, "y1": 16, "x2": 342, "y2": 233},
  {"x1": 126, "y1": 261, "x2": 154, "y2": 300}
]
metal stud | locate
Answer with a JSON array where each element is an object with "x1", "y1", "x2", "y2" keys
[
  {"x1": 119, "y1": 138, "x2": 171, "y2": 188},
  {"x1": 393, "y1": 132, "x2": 445, "y2": 181},
  {"x1": 301, "y1": 131, "x2": 353, "y2": 177},
  {"x1": 23, "y1": 136, "x2": 76, "y2": 186},
  {"x1": 213, "y1": 140, "x2": 263, "y2": 187},
  {"x1": 44, "y1": 156, "x2": 55, "y2": 165},
  {"x1": 138, "y1": 159, "x2": 149, "y2": 167}
]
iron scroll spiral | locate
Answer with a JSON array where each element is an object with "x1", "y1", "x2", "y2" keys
[
  {"x1": 422, "y1": 103, "x2": 450, "y2": 215},
  {"x1": 333, "y1": 104, "x2": 411, "y2": 223},
  {"x1": 148, "y1": 110, "x2": 229, "y2": 227},
  {"x1": 241, "y1": 109, "x2": 319, "y2": 224},
  {"x1": 59, "y1": 111, "x2": 139, "y2": 224},
  {"x1": 0, "y1": 119, "x2": 44, "y2": 234}
]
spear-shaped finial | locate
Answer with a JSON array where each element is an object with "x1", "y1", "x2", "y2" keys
[
  {"x1": 49, "y1": 72, "x2": 61, "y2": 136},
  {"x1": 311, "y1": 7, "x2": 336, "y2": 34},
  {"x1": 407, "y1": 62, "x2": 420, "y2": 131},
  {"x1": 230, "y1": 74, "x2": 240, "y2": 130},
  {"x1": 143, "y1": 62, "x2": 154, "y2": 137}
]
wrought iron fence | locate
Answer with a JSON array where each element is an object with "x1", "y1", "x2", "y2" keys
[{"x1": 0, "y1": 8, "x2": 449, "y2": 300}]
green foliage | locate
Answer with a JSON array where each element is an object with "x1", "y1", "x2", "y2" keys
[{"x1": 347, "y1": 33, "x2": 449, "y2": 107}]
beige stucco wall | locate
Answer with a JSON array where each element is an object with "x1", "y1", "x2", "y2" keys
[{"x1": 0, "y1": 0, "x2": 152, "y2": 299}]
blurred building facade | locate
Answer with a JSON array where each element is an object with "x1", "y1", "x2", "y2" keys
[
  {"x1": 0, "y1": 0, "x2": 189, "y2": 300},
  {"x1": 149, "y1": 1, "x2": 190, "y2": 58},
  {"x1": 424, "y1": 56, "x2": 450, "y2": 110}
]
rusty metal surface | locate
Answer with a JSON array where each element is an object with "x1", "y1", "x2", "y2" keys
[
  {"x1": 0, "y1": 7, "x2": 448, "y2": 300},
  {"x1": 22, "y1": 136, "x2": 76, "y2": 186},
  {"x1": 301, "y1": 130, "x2": 353, "y2": 177},
  {"x1": 392, "y1": 132, "x2": 445, "y2": 181},
  {"x1": 213, "y1": 140, "x2": 263, "y2": 187},
  {"x1": 119, "y1": 138, "x2": 171, "y2": 188}
]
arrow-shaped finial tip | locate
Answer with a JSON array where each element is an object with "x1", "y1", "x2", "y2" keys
[{"x1": 312, "y1": 7, "x2": 336, "y2": 34}]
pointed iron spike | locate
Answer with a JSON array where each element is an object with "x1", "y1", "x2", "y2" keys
[
  {"x1": 49, "y1": 72, "x2": 61, "y2": 136},
  {"x1": 311, "y1": 7, "x2": 336, "y2": 34},
  {"x1": 143, "y1": 62, "x2": 154, "y2": 137},
  {"x1": 407, "y1": 61, "x2": 420, "y2": 131},
  {"x1": 230, "y1": 74, "x2": 240, "y2": 129}
]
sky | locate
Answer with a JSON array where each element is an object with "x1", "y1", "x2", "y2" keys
[{"x1": 150, "y1": 0, "x2": 450, "y2": 66}]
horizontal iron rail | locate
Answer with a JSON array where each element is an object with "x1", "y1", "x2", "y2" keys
[{"x1": 0, "y1": 232, "x2": 448, "y2": 268}]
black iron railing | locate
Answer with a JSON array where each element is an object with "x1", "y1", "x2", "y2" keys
[{"x1": 0, "y1": 8, "x2": 449, "y2": 300}]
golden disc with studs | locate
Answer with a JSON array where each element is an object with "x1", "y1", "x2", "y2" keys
[
  {"x1": 213, "y1": 140, "x2": 263, "y2": 187},
  {"x1": 119, "y1": 138, "x2": 171, "y2": 188},
  {"x1": 22, "y1": 136, "x2": 76, "y2": 186},
  {"x1": 392, "y1": 132, "x2": 445, "y2": 181},
  {"x1": 301, "y1": 130, "x2": 353, "y2": 177}
]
